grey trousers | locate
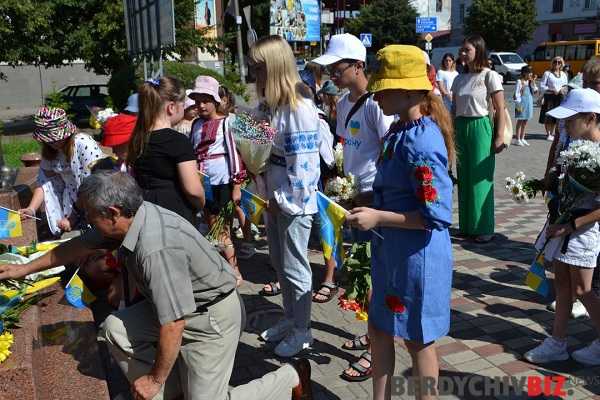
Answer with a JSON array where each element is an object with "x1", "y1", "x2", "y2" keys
[
  {"x1": 266, "y1": 211, "x2": 314, "y2": 330},
  {"x1": 98, "y1": 292, "x2": 298, "y2": 400}
]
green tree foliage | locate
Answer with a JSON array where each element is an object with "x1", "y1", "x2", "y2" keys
[
  {"x1": 0, "y1": 0, "x2": 220, "y2": 76},
  {"x1": 344, "y1": 0, "x2": 419, "y2": 52},
  {"x1": 464, "y1": 0, "x2": 537, "y2": 51}
]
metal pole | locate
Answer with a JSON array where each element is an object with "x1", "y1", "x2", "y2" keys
[
  {"x1": 233, "y1": 0, "x2": 246, "y2": 84},
  {"x1": 143, "y1": 56, "x2": 148, "y2": 81},
  {"x1": 38, "y1": 64, "x2": 44, "y2": 105}
]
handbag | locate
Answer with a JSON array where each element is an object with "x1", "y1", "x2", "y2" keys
[{"x1": 486, "y1": 70, "x2": 513, "y2": 148}]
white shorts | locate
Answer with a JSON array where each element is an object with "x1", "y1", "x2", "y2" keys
[{"x1": 541, "y1": 221, "x2": 600, "y2": 268}]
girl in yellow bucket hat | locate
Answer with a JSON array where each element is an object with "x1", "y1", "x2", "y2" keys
[{"x1": 346, "y1": 45, "x2": 455, "y2": 399}]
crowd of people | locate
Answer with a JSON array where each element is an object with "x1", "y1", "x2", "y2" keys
[{"x1": 0, "y1": 32, "x2": 599, "y2": 400}]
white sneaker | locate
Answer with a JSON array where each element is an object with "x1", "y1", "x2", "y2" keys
[
  {"x1": 274, "y1": 328, "x2": 313, "y2": 357},
  {"x1": 236, "y1": 242, "x2": 256, "y2": 260},
  {"x1": 511, "y1": 138, "x2": 519, "y2": 145},
  {"x1": 572, "y1": 339, "x2": 600, "y2": 366},
  {"x1": 260, "y1": 318, "x2": 294, "y2": 343},
  {"x1": 547, "y1": 135, "x2": 555, "y2": 141},
  {"x1": 515, "y1": 139, "x2": 524, "y2": 146},
  {"x1": 522, "y1": 139, "x2": 530, "y2": 146},
  {"x1": 571, "y1": 300, "x2": 589, "y2": 319},
  {"x1": 524, "y1": 337, "x2": 569, "y2": 364}
]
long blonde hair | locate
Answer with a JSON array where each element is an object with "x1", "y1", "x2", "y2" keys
[
  {"x1": 249, "y1": 35, "x2": 302, "y2": 110},
  {"x1": 420, "y1": 92, "x2": 456, "y2": 164},
  {"x1": 127, "y1": 76, "x2": 185, "y2": 166}
]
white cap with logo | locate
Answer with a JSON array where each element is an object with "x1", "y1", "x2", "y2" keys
[
  {"x1": 312, "y1": 33, "x2": 366, "y2": 66},
  {"x1": 547, "y1": 88, "x2": 600, "y2": 119}
]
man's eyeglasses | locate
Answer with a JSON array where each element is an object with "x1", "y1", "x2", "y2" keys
[{"x1": 327, "y1": 63, "x2": 356, "y2": 78}]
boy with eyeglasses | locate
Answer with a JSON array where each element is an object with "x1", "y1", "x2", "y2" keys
[{"x1": 311, "y1": 33, "x2": 394, "y2": 382}]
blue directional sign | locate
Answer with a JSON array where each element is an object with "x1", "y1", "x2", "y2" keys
[
  {"x1": 416, "y1": 17, "x2": 438, "y2": 33},
  {"x1": 360, "y1": 33, "x2": 372, "y2": 48}
]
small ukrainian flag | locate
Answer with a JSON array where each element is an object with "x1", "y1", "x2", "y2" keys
[
  {"x1": 240, "y1": 188, "x2": 267, "y2": 226},
  {"x1": 0, "y1": 208, "x2": 22, "y2": 240},
  {"x1": 525, "y1": 254, "x2": 553, "y2": 299},
  {"x1": 65, "y1": 269, "x2": 96, "y2": 309},
  {"x1": 317, "y1": 192, "x2": 347, "y2": 269}
]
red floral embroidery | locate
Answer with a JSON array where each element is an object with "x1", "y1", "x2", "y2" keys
[
  {"x1": 414, "y1": 166, "x2": 433, "y2": 183},
  {"x1": 385, "y1": 295, "x2": 406, "y2": 314},
  {"x1": 416, "y1": 184, "x2": 438, "y2": 203},
  {"x1": 413, "y1": 163, "x2": 439, "y2": 204}
]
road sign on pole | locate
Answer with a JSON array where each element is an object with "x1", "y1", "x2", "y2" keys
[
  {"x1": 424, "y1": 33, "x2": 433, "y2": 42},
  {"x1": 425, "y1": 42, "x2": 432, "y2": 51},
  {"x1": 360, "y1": 33, "x2": 372, "y2": 48},
  {"x1": 416, "y1": 17, "x2": 438, "y2": 33}
]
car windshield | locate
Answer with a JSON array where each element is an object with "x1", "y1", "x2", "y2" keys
[{"x1": 499, "y1": 54, "x2": 524, "y2": 64}]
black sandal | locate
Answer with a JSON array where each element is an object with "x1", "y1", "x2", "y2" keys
[
  {"x1": 341, "y1": 334, "x2": 370, "y2": 351},
  {"x1": 312, "y1": 282, "x2": 338, "y2": 303},
  {"x1": 259, "y1": 281, "x2": 281, "y2": 297},
  {"x1": 341, "y1": 351, "x2": 372, "y2": 382}
]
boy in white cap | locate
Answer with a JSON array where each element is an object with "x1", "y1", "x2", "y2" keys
[
  {"x1": 312, "y1": 33, "x2": 394, "y2": 381},
  {"x1": 525, "y1": 88, "x2": 600, "y2": 366}
]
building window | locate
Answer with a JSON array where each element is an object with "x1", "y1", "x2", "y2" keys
[
  {"x1": 459, "y1": 4, "x2": 465, "y2": 23},
  {"x1": 584, "y1": 0, "x2": 595, "y2": 9},
  {"x1": 552, "y1": 0, "x2": 563, "y2": 13},
  {"x1": 436, "y1": 0, "x2": 443, "y2": 12}
]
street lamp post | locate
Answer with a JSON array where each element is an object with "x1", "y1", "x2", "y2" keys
[{"x1": 233, "y1": 0, "x2": 246, "y2": 84}]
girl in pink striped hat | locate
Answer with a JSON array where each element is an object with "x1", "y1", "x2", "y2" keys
[{"x1": 20, "y1": 106, "x2": 106, "y2": 235}]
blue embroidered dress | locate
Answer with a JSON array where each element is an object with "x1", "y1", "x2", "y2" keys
[{"x1": 369, "y1": 117, "x2": 453, "y2": 343}]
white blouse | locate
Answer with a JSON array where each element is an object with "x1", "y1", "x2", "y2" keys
[{"x1": 540, "y1": 70, "x2": 568, "y2": 94}]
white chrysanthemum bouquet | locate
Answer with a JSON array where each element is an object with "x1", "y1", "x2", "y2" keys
[
  {"x1": 505, "y1": 171, "x2": 545, "y2": 204},
  {"x1": 325, "y1": 173, "x2": 358, "y2": 203},
  {"x1": 557, "y1": 139, "x2": 600, "y2": 193}
]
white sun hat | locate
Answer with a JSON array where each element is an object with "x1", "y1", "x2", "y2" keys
[{"x1": 547, "y1": 88, "x2": 600, "y2": 119}]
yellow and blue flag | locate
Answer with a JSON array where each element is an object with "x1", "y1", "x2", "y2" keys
[
  {"x1": 240, "y1": 188, "x2": 267, "y2": 226},
  {"x1": 0, "y1": 209, "x2": 22, "y2": 240},
  {"x1": 317, "y1": 192, "x2": 347, "y2": 269},
  {"x1": 65, "y1": 269, "x2": 96, "y2": 309},
  {"x1": 198, "y1": 171, "x2": 213, "y2": 202},
  {"x1": 525, "y1": 254, "x2": 553, "y2": 299}
]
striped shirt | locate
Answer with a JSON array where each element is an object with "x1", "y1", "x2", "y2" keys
[{"x1": 82, "y1": 202, "x2": 237, "y2": 324}]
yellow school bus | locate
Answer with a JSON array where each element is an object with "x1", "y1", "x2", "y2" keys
[{"x1": 529, "y1": 39, "x2": 600, "y2": 76}]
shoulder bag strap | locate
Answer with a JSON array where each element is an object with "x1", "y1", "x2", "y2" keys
[{"x1": 344, "y1": 92, "x2": 372, "y2": 129}]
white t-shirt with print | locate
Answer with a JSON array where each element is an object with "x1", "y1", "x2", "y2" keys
[
  {"x1": 452, "y1": 68, "x2": 504, "y2": 117},
  {"x1": 335, "y1": 93, "x2": 394, "y2": 192}
]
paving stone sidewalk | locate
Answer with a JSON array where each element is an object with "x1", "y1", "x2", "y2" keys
[{"x1": 231, "y1": 131, "x2": 600, "y2": 399}]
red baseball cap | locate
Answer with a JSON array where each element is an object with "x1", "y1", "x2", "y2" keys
[{"x1": 102, "y1": 113, "x2": 137, "y2": 147}]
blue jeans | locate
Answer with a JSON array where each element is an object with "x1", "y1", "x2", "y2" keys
[{"x1": 267, "y1": 211, "x2": 313, "y2": 330}]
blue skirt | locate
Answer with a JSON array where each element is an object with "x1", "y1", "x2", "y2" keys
[{"x1": 368, "y1": 227, "x2": 452, "y2": 343}]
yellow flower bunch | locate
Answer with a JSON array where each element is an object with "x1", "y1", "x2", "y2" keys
[{"x1": 0, "y1": 331, "x2": 14, "y2": 363}]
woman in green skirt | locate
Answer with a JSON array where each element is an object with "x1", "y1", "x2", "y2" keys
[{"x1": 451, "y1": 34, "x2": 506, "y2": 243}]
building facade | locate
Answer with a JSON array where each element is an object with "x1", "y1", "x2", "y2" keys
[{"x1": 450, "y1": 0, "x2": 600, "y2": 56}]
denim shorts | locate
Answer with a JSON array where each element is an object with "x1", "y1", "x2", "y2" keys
[{"x1": 544, "y1": 222, "x2": 600, "y2": 268}]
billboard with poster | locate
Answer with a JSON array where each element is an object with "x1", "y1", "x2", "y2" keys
[
  {"x1": 270, "y1": 0, "x2": 320, "y2": 42},
  {"x1": 195, "y1": 0, "x2": 217, "y2": 37}
]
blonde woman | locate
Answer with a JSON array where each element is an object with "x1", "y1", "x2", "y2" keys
[
  {"x1": 539, "y1": 56, "x2": 568, "y2": 141},
  {"x1": 249, "y1": 35, "x2": 323, "y2": 357}
]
